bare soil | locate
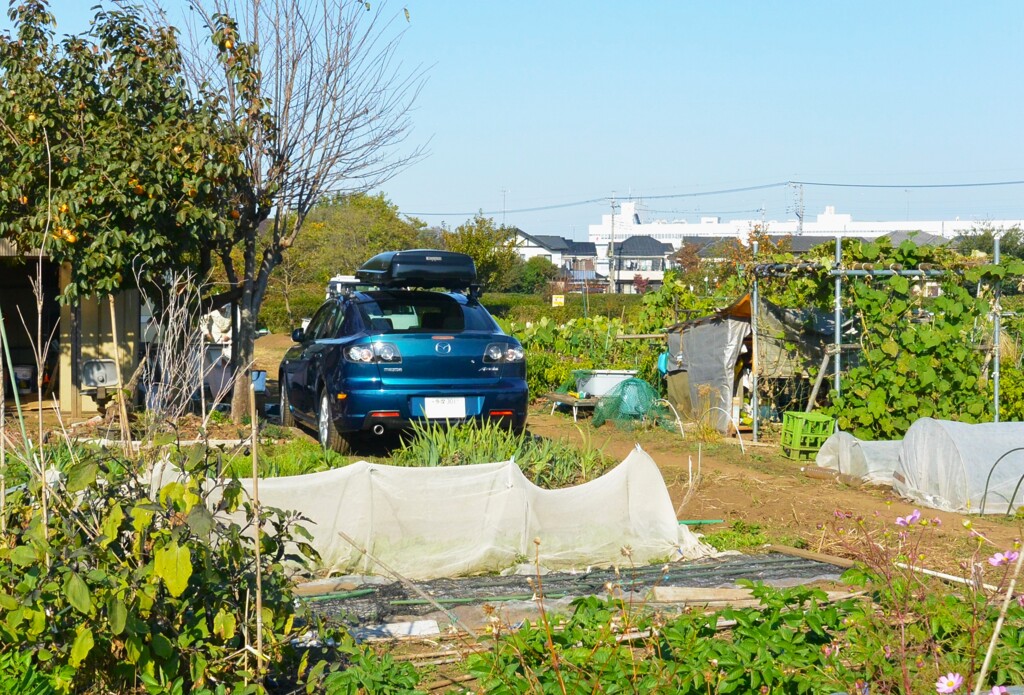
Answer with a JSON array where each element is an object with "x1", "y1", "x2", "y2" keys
[
  {"x1": 6, "y1": 332, "x2": 1019, "y2": 576},
  {"x1": 254, "y1": 332, "x2": 1021, "y2": 574}
]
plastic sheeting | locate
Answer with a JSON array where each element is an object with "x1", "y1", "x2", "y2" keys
[
  {"x1": 894, "y1": 418, "x2": 1024, "y2": 514},
  {"x1": 232, "y1": 446, "x2": 713, "y2": 579},
  {"x1": 675, "y1": 318, "x2": 750, "y2": 432},
  {"x1": 815, "y1": 431, "x2": 902, "y2": 486}
]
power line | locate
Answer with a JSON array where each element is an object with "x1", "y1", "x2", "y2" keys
[
  {"x1": 791, "y1": 179, "x2": 1024, "y2": 189},
  {"x1": 404, "y1": 196, "x2": 607, "y2": 217},
  {"x1": 400, "y1": 178, "x2": 1024, "y2": 219},
  {"x1": 641, "y1": 207, "x2": 765, "y2": 216}
]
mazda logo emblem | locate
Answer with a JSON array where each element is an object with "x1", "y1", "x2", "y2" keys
[{"x1": 435, "y1": 342, "x2": 452, "y2": 354}]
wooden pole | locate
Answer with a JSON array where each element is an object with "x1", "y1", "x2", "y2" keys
[
  {"x1": 107, "y1": 295, "x2": 132, "y2": 454},
  {"x1": 249, "y1": 382, "x2": 264, "y2": 674}
]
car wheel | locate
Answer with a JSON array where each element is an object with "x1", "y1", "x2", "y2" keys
[
  {"x1": 318, "y1": 391, "x2": 352, "y2": 454},
  {"x1": 279, "y1": 374, "x2": 295, "y2": 427}
]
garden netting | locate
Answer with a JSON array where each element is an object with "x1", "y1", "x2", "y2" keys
[
  {"x1": 893, "y1": 418, "x2": 1024, "y2": 514},
  {"x1": 164, "y1": 446, "x2": 714, "y2": 579},
  {"x1": 815, "y1": 431, "x2": 902, "y2": 486},
  {"x1": 591, "y1": 378, "x2": 680, "y2": 431}
]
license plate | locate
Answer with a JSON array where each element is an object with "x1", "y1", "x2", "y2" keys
[{"x1": 424, "y1": 397, "x2": 466, "y2": 419}]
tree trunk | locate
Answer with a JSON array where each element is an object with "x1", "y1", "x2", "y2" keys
[
  {"x1": 231, "y1": 230, "x2": 277, "y2": 423},
  {"x1": 230, "y1": 234, "x2": 259, "y2": 423},
  {"x1": 229, "y1": 295, "x2": 257, "y2": 423}
]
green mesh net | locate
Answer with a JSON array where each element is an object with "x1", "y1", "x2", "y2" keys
[{"x1": 591, "y1": 378, "x2": 680, "y2": 431}]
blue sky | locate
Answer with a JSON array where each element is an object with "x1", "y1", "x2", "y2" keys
[{"x1": 11, "y1": 1, "x2": 1024, "y2": 238}]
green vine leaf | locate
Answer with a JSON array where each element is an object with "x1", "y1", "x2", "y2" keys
[
  {"x1": 155, "y1": 542, "x2": 193, "y2": 598},
  {"x1": 65, "y1": 572, "x2": 92, "y2": 615},
  {"x1": 69, "y1": 626, "x2": 94, "y2": 668}
]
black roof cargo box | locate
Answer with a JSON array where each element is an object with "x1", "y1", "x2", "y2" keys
[{"x1": 356, "y1": 249, "x2": 477, "y2": 289}]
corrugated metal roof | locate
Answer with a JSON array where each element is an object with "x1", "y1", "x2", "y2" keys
[{"x1": 0, "y1": 238, "x2": 22, "y2": 257}]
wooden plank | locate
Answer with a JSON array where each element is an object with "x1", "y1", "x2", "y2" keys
[
  {"x1": 545, "y1": 392, "x2": 598, "y2": 407},
  {"x1": 766, "y1": 544, "x2": 856, "y2": 569},
  {"x1": 650, "y1": 586, "x2": 858, "y2": 605},
  {"x1": 349, "y1": 620, "x2": 441, "y2": 642}
]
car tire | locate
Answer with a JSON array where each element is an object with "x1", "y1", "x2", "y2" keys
[
  {"x1": 318, "y1": 391, "x2": 352, "y2": 454},
  {"x1": 279, "y1": 375, "x2": 295, "y2": 427}
]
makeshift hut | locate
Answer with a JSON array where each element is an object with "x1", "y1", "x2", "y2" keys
[{"x1": 664, "y1": 294, "x2": 834, "y2": 431}]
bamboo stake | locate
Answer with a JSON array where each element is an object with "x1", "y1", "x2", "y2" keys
[
  {"x1": 107, "y1": 295, "x2": 132, "y2": 456},
  {"x1": 249, "y1": 382, "x2": 265, "y2": 675}
]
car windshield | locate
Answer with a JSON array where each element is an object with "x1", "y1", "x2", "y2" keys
[{"x1": 355, "y1": 291, "x2": 497, "y2": 333}]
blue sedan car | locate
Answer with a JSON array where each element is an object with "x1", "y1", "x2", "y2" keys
[{"x1": 278, "y1": 250, "x2": 529, "y2": 452}]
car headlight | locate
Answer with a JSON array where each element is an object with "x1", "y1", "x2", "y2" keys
[{"x1": 484, "y1": 342, "x2": 524, "y2": 363}]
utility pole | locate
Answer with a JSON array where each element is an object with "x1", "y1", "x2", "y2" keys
[
  {"x1": 607, "y1": 195, "x2": 618, "y2": 294},
  {"x1": 796, "y1": 183, "x2": 804, "y2": 235},
  {"x1": 501, "y1": 188, "x2": 508, "y2": 226}
]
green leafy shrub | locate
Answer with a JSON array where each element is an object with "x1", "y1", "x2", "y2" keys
[
  {"x1": 700, "y1": 520, "x2": 770, "y2": 551},
  {"x1": 510, "y1": 315, "x2": 662, "y2": 397},
  {"x1": 819, "y1": 240, "x2": 994, "y2": 439},
  {"x1": 0, "y1": 445, "x2": 320, "y2": 693},
  {"x1": 826, "y1": 509, "x2": 1024, "y2": 693},
  {"x1": 258, "y1": 283, "x2": 325, "y2": 333},
  {"x1": 483, "y1": 292, "x2": 645, "y2": 325},
  {"x1": 993, "y1": 366, "x2": 1024, "y2": 421},
  {"x1": 221, "y1": 438, "x2": 352, "y2": 479},
  {"x1": 465, "y1": 511, "x2": 1024, "y2": 694},
  {"x1": 467, "y1": 584, "x2": 857, "y2": 694}
]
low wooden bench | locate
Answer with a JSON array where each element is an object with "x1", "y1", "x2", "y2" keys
[{"x1": 545, "y1": 392, "x2": 599, "y2": 422}]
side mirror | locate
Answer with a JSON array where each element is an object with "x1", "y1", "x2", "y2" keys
[{"x1": 291, "y1": 328, "x2": 305, "y2": 343}]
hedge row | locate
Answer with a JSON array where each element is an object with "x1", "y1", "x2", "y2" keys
[{"x1": 258, "y1": 285, "x2": 648, "y2": 334}]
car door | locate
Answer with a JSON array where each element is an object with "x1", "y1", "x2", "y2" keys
[
  {"x1": 282, "y1": 302, "x2": 337, "y2": 417},
  {"x1": 298, "y1": 302, "x2": 346, "y2": 411}
]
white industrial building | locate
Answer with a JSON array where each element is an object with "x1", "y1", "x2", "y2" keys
[{"x1": 587, "y1": 202, "x2": 1024, "y2": 282}]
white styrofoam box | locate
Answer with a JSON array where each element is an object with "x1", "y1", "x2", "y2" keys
[{"x1": 575, "y1": 369, "x2": 637, "y2": 398}]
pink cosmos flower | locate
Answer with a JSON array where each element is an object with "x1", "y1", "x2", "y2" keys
[
  {"x1": 989, "y1": 686, "x2": 1008, "y2": 695},
  {"x1": 896, "y1": 509, "x2": 921, "y2": 527},
  {"x1": 988, "y1": 550, "x2": 1021, "y2": 567},
  {"x1": 935, "y1": 672, "x2": 963, "y2": 693}
]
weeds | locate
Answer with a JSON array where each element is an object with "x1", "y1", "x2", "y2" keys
[{"x1": 390, "y1": 420, "x2": 614, "y2": 488}]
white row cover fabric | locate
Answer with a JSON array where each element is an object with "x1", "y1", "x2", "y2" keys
[
  {"x1": 815, "y1": 431, "x2": 902, "y2": 486},
  {"x1": 232, "y1": 446, "x2": 712, "y2": 579},
  {"x1": 894, "y1": 418, "x2": 1024, "y2": 514}
]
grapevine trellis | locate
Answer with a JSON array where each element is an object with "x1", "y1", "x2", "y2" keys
[{"x1": 748, "y1": 235, "x2": 1023, "y2": 442}]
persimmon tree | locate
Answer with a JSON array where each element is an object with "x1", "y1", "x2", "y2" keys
[
  {"x1": 0, "y1": 1, "x2": 239, "y2": 300},
  {"x1": 157, "y1": 0, "x2": 425, "y2": 420}
]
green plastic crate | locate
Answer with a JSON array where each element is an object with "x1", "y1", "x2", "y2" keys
[{"x1": 780, "y1": 411, "x2": 834, "y2": 460}]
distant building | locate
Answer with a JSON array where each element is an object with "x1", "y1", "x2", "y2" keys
[
  {"x1": 588, "y1": 202, "x2": 1018, "y2": 285},
  {"x1": 609, "y1": 236, "x2": 675, "y2": 294},
  {"x1": 514, "y1": 230, "x2": 598, "y2": 270}
]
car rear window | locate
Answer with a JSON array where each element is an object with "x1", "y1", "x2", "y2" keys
[{"x1": 356, "y1": 292, "x2": 497, "y2": 333}]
